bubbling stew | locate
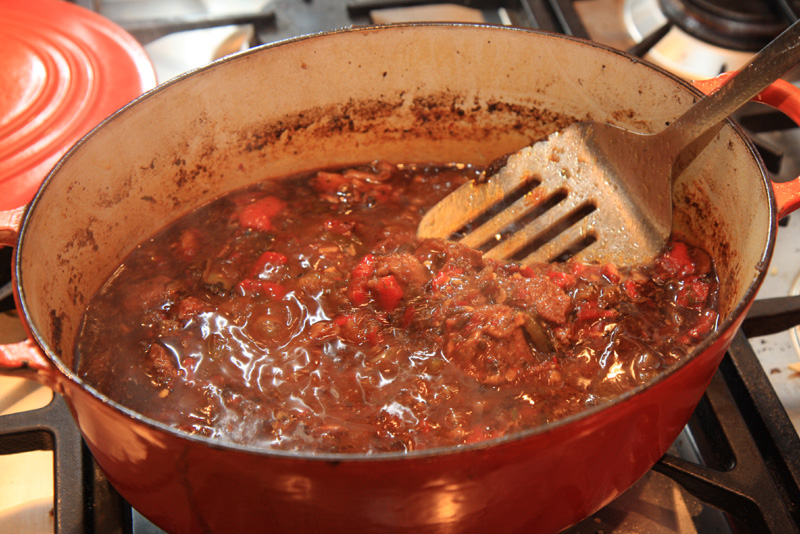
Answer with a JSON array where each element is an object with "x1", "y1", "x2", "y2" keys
[{"x1": 75, "y1": 161, "x2": 719, "y2": 454}]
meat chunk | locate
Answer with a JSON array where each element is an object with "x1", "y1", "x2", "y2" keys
[
  {"x1": 511, "y1": 274, "x2": 571, "y2": 325},
  {"x1": 124, "y1": 275, "x2": 181, "y2": 313},
  {"x1": 142, "y1": 343, "x2": 178, "y2": 389},
  {"x1": 374, "y1": 253, "x2": 429, "y2": 288},
  {"x1": 444, "y1": 304, "x2": 537, "y2": 387}
]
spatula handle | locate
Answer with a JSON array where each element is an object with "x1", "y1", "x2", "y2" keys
[{"x1": 663, "y1": 18, "x2": 800, "y2": 154}]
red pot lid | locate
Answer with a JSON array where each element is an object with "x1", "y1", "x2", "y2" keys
[{"x1": 0, "y1": 0, "x2": 156, "y2": 211}]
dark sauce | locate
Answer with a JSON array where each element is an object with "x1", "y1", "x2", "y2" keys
[{"x1": 75, "y1": 161, "x2": 719, "y2": 453}]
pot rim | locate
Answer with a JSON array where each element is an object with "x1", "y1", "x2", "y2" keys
[{"x1": 14, "y1": 22, "x2": 777, "y2": 462}]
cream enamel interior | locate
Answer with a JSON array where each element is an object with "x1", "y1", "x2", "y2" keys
[{"x1": 16, "y1": 24, "x2": 771, "y2": 372}]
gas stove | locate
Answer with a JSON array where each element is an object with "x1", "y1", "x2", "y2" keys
[{"x1": 1, "y1": 1, "x2": 800, "y2": 533}]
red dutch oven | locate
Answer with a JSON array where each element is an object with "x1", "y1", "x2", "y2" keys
[{"x1": 1, "y1": 24, "x2": 800, "y2": 534}]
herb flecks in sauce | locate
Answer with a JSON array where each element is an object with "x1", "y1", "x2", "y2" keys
[{"x1": 75, "y1": 162, "x2": 719, "y2": 453}]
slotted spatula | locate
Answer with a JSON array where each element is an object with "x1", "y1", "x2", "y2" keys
[{"x1": 418, "y1": 20, "x2": 800, "y2": 267}]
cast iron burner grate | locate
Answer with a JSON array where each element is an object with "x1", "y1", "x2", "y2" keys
[
  {"x1": 655, "y1": 331, "x2": 800, "y2": 533},
  {"x1": 658, "y1": 0, "x2": 787, "y2": 51},
  {"x1": 1, "y1": 309, "x2": 799, "y2": 533},
  {"x1": 67, "y1": 0, "x2": 593, "y2": 53}
]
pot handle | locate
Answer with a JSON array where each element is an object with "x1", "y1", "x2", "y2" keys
[
  {"x1": 693, "y1": 74, "x2": 800, "y2": 220},
  {"x1": 0, "y1": 339, "x2": 58, "y2": 386},
  {"x1": 0, "y1": 206, "x2": 26, "y2": 248},
  {"x1": 0, "y1": 206, "x2": 59, "y2": 387}
]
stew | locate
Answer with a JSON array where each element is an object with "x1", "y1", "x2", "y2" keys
[{"x1": 75, "y1": 161, "x2": 719, "y2": 453}]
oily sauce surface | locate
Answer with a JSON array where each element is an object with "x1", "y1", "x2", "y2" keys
[{"x1": 75, "y1": 162, "x2": 719, "y2": 453}]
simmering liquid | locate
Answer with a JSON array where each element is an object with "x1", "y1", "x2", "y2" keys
[{"x1": 75, "y1": 162, "x2": 719, "y2": 453}]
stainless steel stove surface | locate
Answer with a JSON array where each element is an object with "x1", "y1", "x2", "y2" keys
[{"x1": 1, "y1": 0, "x2": 800, "y2": 533}]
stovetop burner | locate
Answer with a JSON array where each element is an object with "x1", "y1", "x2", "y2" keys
[
  {"x1": 623, "y1": 0, "x2": 775, "y2": 79},
  {"x1": 659, "y1": 0, "x2": 787, "y2": 51}
]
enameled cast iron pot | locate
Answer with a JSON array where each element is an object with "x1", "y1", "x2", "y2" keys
[{"x1": 1, "y1": 24, "x2": 800, "y2": 534}]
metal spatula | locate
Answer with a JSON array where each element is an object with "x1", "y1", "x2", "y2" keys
[{"x1": 418, "y1": 20, "x2": 800, "y2": 267}]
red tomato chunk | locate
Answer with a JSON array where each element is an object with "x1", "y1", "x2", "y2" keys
[{"x1": 75, "y1": 162, "x2": 720, "y2": 454}]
